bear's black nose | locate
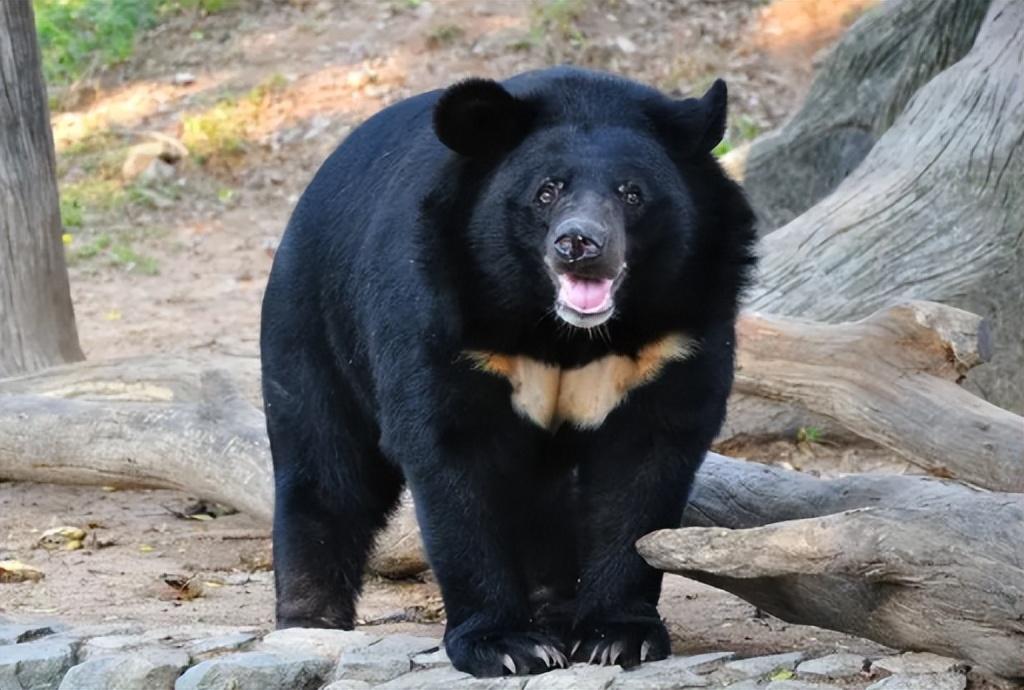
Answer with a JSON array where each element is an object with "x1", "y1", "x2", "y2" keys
[{"x1": 553, "y1": 227, "x2": 603, "y2": 264}]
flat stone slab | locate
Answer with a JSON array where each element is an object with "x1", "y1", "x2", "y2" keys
[
  {"x1": 322, "y1": 681, "x2": 373, "y2": 690},
  {"x1": 185, "y1": 631, "x2": 260, "y2": 659},
  {"x1": 333, "y1": 652, "x2": 413, "y2": 683},
  {"x1": 612, "y1": 657, "x2": 709, "y2": 688},
  {"x1": 412, "y1": 648, "x2": 451, "y2": 670},
  {"x1": 526, "y1": 665, "x2": 620, "y2": 689},
  {"x1": 672, "y1": 651, "x2": 736, "y2": 674},
  {"x1": 260, "y1": 628, "x2": 379, "y2": 660},
  {"x1": 375, "y1": 666, "x2": 528, "y2": 689},
  {"x1": 0, "y1": 639, "x2": 76, "y2": 690},
  {"x1": 766, "y1": 681, "x2": 841, "y2": 690},
  {"x1": 796, "y1": 652, "x2": 868, "y2": 679},
  {"x1": 866, "y1": 673, "x2": 967, "y2": 690},
  {"x1": 59, "y1": 648, "x2": 189, "y2": 690},
  {"x1": 724, "y1": 651, "x2": 806, "y2": 679},
  {"x1": 174, "y1": 651, "x2": 331, "y2": 690},
  {"x1": 871, "y1": 652, "x2": 965, "y2": 675}
]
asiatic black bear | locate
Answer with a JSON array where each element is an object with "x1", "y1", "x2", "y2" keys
[{"x1": 260, "y1": 66, "x2": 756, "y2": 677}]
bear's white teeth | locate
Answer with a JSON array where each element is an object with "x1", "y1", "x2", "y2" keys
[{"x1": 557, "y1": 275, "x2": 614, "y2": 314}]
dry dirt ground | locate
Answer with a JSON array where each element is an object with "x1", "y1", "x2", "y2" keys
[{"x1": 3, "y1": 0, "x2": 905, "y2": 665}]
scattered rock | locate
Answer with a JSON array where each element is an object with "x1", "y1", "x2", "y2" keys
[
  {"x1": 872, "y1": 652, "x2": 966, "y2": 675},
  {"x1": 0, "y1": 560, "x2": 44, "y2": 583},
  {"x1": 411, "y1": 648, "x2": 450, "y2": 670},
  {"x1": 38, "y1": 526, "x2": 87, "y2": 551},
  {"x1": 0, "y1": 623, "x2": 57, "y2": 646},
  {"x1": 260, "y1": 628, "x2": 378, "y2": 659},
  {"x1": 724, "y1": 651, "x2": 806, "y2": 679},
  {"x1": 0, "y1": 639, "x2": 75, "y2": 690},
  {"x1": 172, "y1": 72, "x2": 196, "y2": 86},
  {"x1": 59, "y1": 648, "x2": 189, "y2": 690},
  {"x1": 866, "y1": 673, "x2": 967, "y2": 690},
  {"x1": 185, "y1": 631, "x2": 260, "y2": 660},
  {"x1": 122, "y1": 139, "x2": 188, "y2": 181},
  {"x1": 612, "y1": 656, "x2": 707, "y2": 688},
  {"x1": 527, "y1": 664, "x2": 620, "y2": 689},
  {"x1": 174, "y1": 651, "x2": 330, "y2": 690},
  {"x1": 796, "y1": 652, "x2": 868, "y2": 679},
  {"x1": 614, "y1": 36, "x2": 638, "y2": 54}
]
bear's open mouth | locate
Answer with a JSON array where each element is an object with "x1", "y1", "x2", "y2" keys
[{"x1": 554, "y1": 273, "x2": 620, "y2": 328}]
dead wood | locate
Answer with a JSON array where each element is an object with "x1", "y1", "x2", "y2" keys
[{"x1": 639, "y1": 452, "x2": 1024, "y2": 679}]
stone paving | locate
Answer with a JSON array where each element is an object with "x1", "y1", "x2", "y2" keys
[{"x1": 0, "y1": 621, "x2": 978, "y2": 690}]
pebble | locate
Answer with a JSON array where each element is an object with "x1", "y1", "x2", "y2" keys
[{"x1": 0, "y1": 623, "x2": 57, "y2": 646}]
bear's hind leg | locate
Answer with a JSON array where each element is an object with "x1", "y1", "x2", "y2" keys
[{"x1": 265, "y1": 367, "x2": 403, "y2": 630}]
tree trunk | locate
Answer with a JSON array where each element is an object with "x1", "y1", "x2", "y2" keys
[
  {"x1": 639, "y1": 453, "x2": 1024, "y2": 679},
  {"x1": 0, "y1": 2, "x2": 84, "y2": 377},
  {"x1": 741, "y1": 0, "x2": 991, "y2": 232},
  {"x1": 748, "y1": 0, "x2": 1024, "y2": 413}
]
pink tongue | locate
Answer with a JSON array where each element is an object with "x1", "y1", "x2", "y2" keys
[{"x1": 558, "y1": 275, "x2": 614, "y2": 314}]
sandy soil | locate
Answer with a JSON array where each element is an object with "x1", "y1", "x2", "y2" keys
[{"x1": 2, "y1": 0, "x2": 902, "y2": 664}]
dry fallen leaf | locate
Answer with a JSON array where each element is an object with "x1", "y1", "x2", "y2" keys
[
  {"x1": 0, "y1": 560, "x2": 44, "y2": 583},
  {"x1": 161, "y1": 573, "x2": 204, "y2": 601}
]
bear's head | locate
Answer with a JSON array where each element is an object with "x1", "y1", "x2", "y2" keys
[{"x1": 429, "y1": 68, "x2": 756, "y2": 354}]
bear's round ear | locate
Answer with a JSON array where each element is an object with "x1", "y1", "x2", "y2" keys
[
  {"x1": 656, "y1": 78, "x2": 728, "y2": 156},
  {"x1": 433, "y1": 78, "x2": 534, "y2": 158}
]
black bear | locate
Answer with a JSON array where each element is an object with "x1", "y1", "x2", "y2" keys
[{"x1": 260, "y1": 66, "x2": 756, "y2": 677}]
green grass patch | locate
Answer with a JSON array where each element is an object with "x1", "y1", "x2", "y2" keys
[
  {"x1": 34, "y1": 0, "x2": 236, "y2": 87},
  {"x1": 66, "y1": 232, "x2": 160, "y2": 275},
  {"x1": 181, "y1": 98, "x2": 248, "y2": 163}
]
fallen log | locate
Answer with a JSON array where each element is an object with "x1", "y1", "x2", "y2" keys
[
  {"x1": 733, "y1": 301, "x2": 1023, "y2": 492},
  {"x1": 639, "y1": 453, "x2": 1024, "y2": 679}
]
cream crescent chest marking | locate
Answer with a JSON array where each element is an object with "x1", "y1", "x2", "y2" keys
[{"x1": 465, "y1": 333, "x2": 697, "y2": 431}]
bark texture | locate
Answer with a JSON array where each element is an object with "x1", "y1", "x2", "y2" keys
[
  {"x1": 734, "y1": 302, "x2": 1022, "y2": 492},
  {"x1": 639, "y1": 453, "x2": 1024, "y2": 679},
  {"x1": 749, "y1": 0, "x2": 1024, "y2": 413},
  {"x1": 0, "y1": 1, "x2": 84, "y2": 377},
  {"x1": 742, "y1": 0, "x2": 991, "y2": 231}
]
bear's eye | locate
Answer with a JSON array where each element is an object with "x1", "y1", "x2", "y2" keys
[
  {"x1": 617, "y1": 183, "x2": 643, "y2": 206},
  {"x1": 536, "y1": 180, "x2": 564, "y2": 206}
]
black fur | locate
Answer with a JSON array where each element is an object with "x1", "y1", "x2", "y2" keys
[{"x1": 260, "y1": 66, "x2": 757, "y2": 677}]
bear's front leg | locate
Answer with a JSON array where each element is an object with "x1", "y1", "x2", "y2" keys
[
  {"x1": 570, "y1": 427, "x2": 708, "y2": 668},
  {"x1": 403, "y1": 454, "x2": 569, "y2": 677}
]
